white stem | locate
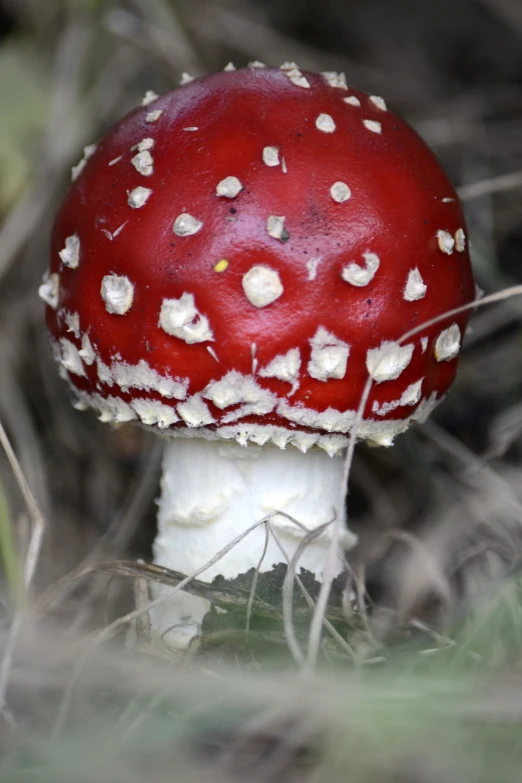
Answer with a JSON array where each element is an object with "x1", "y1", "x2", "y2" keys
[{"x1": 150, "y1": 438, "x2": 356, "y2": 647}]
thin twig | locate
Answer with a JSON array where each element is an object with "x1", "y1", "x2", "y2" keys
[
  {"x1": 421, "y1": 420, "x2": 522, "y2": 526},
  {"x1": 0, "y1": 421, "x2": 45, "y2": 589},
  {"x1": 129, "y1": 0, "x2": 203, "y2": 71},
  {"x1": 0, "y1": 30, "x2": 144, "y2": 286},
  {"x1": 44, "y1": 439, "x2": 162, "y2": 619},
  {"x1": 400, "y1": 285, "x2": 522, "y2": 345},
  {"x1": 303, "y1": 364, "x2": 370, "y2": 674},
  {"x1": 36, "y1": 557, "x2": 347, "y2": 624},
  {"x1": 246, "y1": 522, "x2": 271, "y2": 633},
  {"x1": 0, "y1": 420, "x2": 46, "y2": 712},
  {"x1": 303, "y1": 283, "x2": 522, "y2": 675},
  {"x1": 457, "y1": 170, "x2": 522, "y2": 201},
  {"x1": 271, "y1": 524, "x2": 356, "y2": 663},
  {"x1": 0, "y1": 20, "x2": 92, "y2": 285},
  {"x1": 52, "y1": 512, "x2": 284, "y2": 735},
  {"x1": 132, "y1": 568, "x2": 152, "y2": 647},
  {"x1": 385, "y1": 529, "x2": 453, "y2": 611},
  {"x1": 280, "y1": 523, "x2": 333, "y2": 665}
]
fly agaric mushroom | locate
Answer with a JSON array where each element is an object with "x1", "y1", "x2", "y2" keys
[{"x1": 40, "y1": 64, "x2": 474, "y2": 645}]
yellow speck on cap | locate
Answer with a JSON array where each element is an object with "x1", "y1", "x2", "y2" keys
[{"x1": 214, "y1": 259, "x2": 229, "y2": 272}]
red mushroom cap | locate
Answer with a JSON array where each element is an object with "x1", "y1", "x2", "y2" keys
[{"x1": 41, "y1": 65, "x2": 475, "y2": 454}]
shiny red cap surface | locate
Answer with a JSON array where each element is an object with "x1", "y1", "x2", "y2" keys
[{"x1": 41, "y1": 66, "x2": 475, "y2": 449}]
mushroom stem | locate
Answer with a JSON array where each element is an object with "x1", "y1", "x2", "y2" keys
[{"x1": 150, "y1": 437, "x2": 356, "y2": 648}]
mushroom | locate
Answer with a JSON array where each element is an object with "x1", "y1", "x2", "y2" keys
[{"x1": 40, "y1": 66, "x2": 474, "y2": 646}]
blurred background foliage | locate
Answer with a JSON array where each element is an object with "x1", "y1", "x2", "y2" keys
[{"x1": 2, "y1": 0, "x2": 522, "y2": 780}]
